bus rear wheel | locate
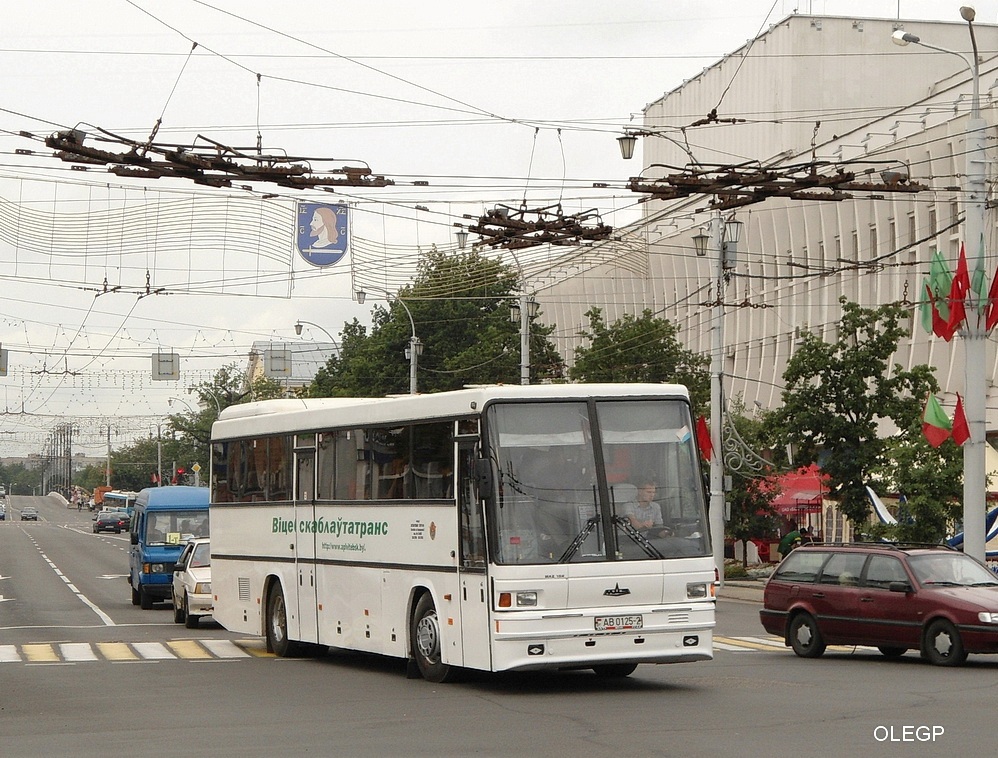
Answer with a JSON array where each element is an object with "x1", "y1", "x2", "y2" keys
[
  {"x1": 411, "y1": 594, "x2": 454, "y2": 683},
  {"x1": 266, "y1": 583, "x2": 303, "y2": 657}
]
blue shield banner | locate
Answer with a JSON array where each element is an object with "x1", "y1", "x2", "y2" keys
[{"x1": 297, "y1": 203, "x2": 348, "y2": 267}]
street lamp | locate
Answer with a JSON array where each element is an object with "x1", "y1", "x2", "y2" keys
[
  {"x1": 188, "y1": 386, "x2": 222, "y2": 415},
  {"x1": 355, "y1": 288, "x2": 422, "y2": 394},
  {"x1": 293, "y1": 320, "x2": 341, "y2": 357},
  {"x1": 617, "y1": 132, "x2": 639, "y2": 160},
  {"x1": 168, "y1": 396, "x2": 196, "y2": 413},
  {"x1": 892, "y1": 8, "x2": 988, "y2": 562},
  {"x1": 698, "y1": 213, "x2": 743, "y2": 583}
]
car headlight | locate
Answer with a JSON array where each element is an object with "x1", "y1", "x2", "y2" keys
[
  {"x1": 978, "y1": 612, "x2": 998, "y2": 624},
  {"x1": 194, "y1": 582, "x2": 211, "y2": 594},
  {"x1": 146, "y1": 563, "x2": 166, "y2": 574}
]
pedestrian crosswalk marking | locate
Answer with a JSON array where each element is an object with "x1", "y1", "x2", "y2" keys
[
  {"x1": 167, "y1": 639, "x2": 214, "y2": 659},
  {"x1": 714, "y1": 635, "x2": 881, "y2": 654},
  {"x1": 97, "y1": 642, "x2": 138, "y2": 660},
  {"x1": 60, "y1": 642, "x2": 98, "y2": 661},
  {"x1": 1, "y1": 638, "x2": 270, "y2": 664},
  {"x1": 23, "y1": 643, "x2": 59, "y2": 662},
  {"x1": 201, "y1": 639, "x2": 255, "y2": 658}
]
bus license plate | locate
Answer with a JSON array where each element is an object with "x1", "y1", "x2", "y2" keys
[{"x1": 594, "y1": 615, "x2": 643, "y2": 631}]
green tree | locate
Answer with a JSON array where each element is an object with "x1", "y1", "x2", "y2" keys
[
  {"x1": 0, "y1": 462, "x2": 42, "y2": 497},
  {"x1": 570, "y1": 308, "x2": 709, "y2": 410},
  {"x1": 306, "y1": 249, "x2": 563, "y2": 397},
  {"x1": 768, "y1": 299, "x2": 939, "y2": 525},
  {"x1": 875, "y1": 424, "x2": 963, "y2": 543}
]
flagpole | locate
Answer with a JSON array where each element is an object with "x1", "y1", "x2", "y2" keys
[{"x1": 962, "y1": 12, "x2": 988, "y2": 563}]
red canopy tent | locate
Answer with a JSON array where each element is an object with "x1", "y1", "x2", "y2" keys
[{"x1": 771, "y1": 463, "x2": 828, "y2": 516}]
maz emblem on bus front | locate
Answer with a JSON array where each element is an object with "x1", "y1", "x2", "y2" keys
[{"x1": 604, "y1": 583, "x2": 631, "y2": 597}]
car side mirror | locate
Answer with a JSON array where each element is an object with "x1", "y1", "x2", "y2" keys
[
  {"x1": 173, "y1": 563, "x2": 184, "y2": 573},
  {"x1": 130, "y1": 533, "x2": 138, "y2": 545},
  {"x1": 888, "y1": 581, "x2": 912, "y2": 593}
]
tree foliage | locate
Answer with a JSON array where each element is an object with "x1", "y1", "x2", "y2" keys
[
  {"x1": 306, "y1": 249, "x2": 563, "y2": 397},
  {"x1": 875, "y1": 423, "x2": 963, "y2": 543},
  {"x1": 569, "y1": 308, "x2": 710, "y2": 411},
  {"x1": 768, "y1": 299, "x2": 939, "y2": 525}
]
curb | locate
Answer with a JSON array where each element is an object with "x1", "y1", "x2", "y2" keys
[{"x1": 718, "y1": 580, "x2": 765, "y2": 602}]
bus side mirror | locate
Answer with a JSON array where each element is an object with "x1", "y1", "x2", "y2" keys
[
  {"x1": 131, "y1": 532, "x2": 138, "y2": 545},
  {"x1": 474, "y1": 459, "x2": 494, "y2": 501}
]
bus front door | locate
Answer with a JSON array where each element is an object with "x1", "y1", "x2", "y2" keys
[
  {"x1": 294, "y1": 447, "x2": 318, "y2": 645},
  {"x1": 457, "y1": 442, "x2": 492, "y2": 671}
]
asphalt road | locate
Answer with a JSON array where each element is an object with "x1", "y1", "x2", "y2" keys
[{"x1": 1, "y1": 494, "x2": 993, "y2": 757}]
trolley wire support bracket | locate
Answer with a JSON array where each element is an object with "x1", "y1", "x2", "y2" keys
[
  {"x1": 43, "y1": 129, "x2": 396, "y2": 191},
  {"x1": 468, "y1": 202, "x2": 613, "y2": 251},
  {"x1": 627, "y1": 161, "x2": 925, "y2": 211}
]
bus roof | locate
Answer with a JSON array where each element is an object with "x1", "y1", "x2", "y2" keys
[{"x1": 211, "y1": 383, "x2": 691, "y2": 441}]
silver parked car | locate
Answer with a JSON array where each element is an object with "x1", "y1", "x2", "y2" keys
[{"x1": 172, "y1": 538, "x2": 212, "y2": 629}]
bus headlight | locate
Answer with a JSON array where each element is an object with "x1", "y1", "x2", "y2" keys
[
  {"x1": 686, "y1": 582, "x2": 710, "y2": 599},
  {"x1": 142, "y1": 563, "x2": 168, "y2": 574},
  {"x1": 497, "y1": 591, "x2": 539, "y2": 608}
]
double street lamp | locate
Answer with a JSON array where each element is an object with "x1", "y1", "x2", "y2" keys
[
  {"x1": 355, "y1": 288, "x2": 422, "y2": 394},
  {"x1": 892, "y1": 6, "x2": 988, "y2": 562},
  {"x1": 693, "y1": 214, "x2": 743, "y2": 582}
]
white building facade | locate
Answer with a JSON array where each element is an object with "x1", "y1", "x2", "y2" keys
[{"x1": 538, "y1": 14, "x2": 998, "y2": 433}]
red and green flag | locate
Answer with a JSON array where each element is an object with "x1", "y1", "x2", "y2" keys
[{"x1": 922, "y1": 394, "x2": 952, "y2": 448}]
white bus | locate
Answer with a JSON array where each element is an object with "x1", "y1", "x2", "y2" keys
[{"x1": 209, "y1": 383, "x2": 715, "y2": 681}]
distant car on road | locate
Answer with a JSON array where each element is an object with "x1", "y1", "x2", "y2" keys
[
  {"x1": 20, "y1": 506, "x2": 38, "y2": 521},
  {"x1": 0, "y1": 504, "x2": 5, "y2": 520},
  {"x1": 109, "y1": 509, "x2": 131, "y2": 530},
  {"x1": 172, "y1": 538, "x2": 212, "y2": 629},
  {"x1": 93, "y1": 511, "x2": 127, "y2": 533}
]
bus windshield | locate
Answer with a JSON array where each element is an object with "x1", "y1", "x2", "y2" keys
[
  {"x1": 486, "y1": 398, "x2": 708, "y2": 565},
  {"x1": 144, "y1": 510, "x2": 209, "y2": 546}
]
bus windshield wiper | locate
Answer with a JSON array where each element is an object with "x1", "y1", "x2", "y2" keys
[
  {"x1": 559, "y1": 515, "x2": 601, "y2": 563},
  {"x1": 612, "y1": 515, "x2": 664, "y2": 559}
]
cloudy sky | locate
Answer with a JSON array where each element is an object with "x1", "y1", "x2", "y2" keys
[{"x1": 0, "y1": 0, "x2": 988, "y2": 458}]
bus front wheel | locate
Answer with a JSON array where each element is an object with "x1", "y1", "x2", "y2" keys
[
  {"x1": 266, "y1": 583, "x2": 302, "y2": 657},
  {"x1": 411, "y1": 594, "x2": 454, "y2": 683}
]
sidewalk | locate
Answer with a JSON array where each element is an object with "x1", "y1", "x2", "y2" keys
[{"x1": 718, "y1": 579, "x2": 765, "y2": 602}]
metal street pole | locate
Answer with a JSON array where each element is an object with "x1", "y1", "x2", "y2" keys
[
  {"x1": 708, "y1": 214, "x2": 726, "y2": 583},
  {"x1": 355, "y1": 288, "x2": 420, "y2": 394},
  {"x1": 893, "y1": 11, "x2": 987, "y2": 561},
  {"x1": 520, "y1": 291, "x2": 530, "y2": 385}
]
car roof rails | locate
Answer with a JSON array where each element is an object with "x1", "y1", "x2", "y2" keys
[{"x1": 802, "y1": 540, "x2": 956, "y2": 552}]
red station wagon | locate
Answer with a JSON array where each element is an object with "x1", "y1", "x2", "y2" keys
[{"x1": 759, "y1": 543, "x2": 998, "y2": 666}]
